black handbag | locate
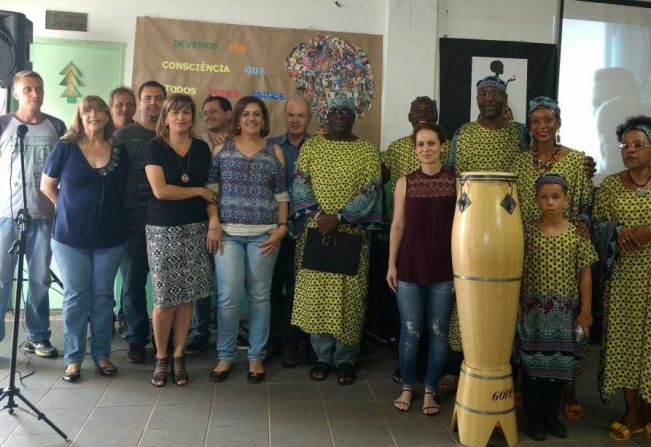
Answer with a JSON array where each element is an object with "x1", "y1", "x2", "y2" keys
[{"x1": 302, "y1": 228, "x2": 363, "y2": 275}]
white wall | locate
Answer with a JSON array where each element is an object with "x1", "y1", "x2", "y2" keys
[{"x1": 1, "y1": 0, "x2": 565, "y2": 149}]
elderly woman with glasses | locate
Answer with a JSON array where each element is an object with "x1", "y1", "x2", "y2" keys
[{"x1": 592, "y1": 116, "x2": 651, "y2": 441}]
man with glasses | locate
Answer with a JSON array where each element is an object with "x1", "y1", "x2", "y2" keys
[
  {"x1": 114, "y1": 80, "x2": 166, "y2": 363},
  {"x1": 291, "y1": 97, "x2": 382, "y2": 385}
]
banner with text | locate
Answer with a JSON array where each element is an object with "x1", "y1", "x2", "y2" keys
[{"x1": 133, "y1": 17, "x2": 383, "y2": 147}]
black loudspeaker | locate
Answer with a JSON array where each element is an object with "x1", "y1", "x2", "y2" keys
[{"x1": 0, "y1": 11, "x2": 33, "y2": 88}]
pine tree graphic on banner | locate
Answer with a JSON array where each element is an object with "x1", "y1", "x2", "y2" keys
[{"x1": 59, "y1": 62, "x2": 83, "y2": 103}]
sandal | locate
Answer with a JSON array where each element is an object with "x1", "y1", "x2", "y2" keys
[
  {"x1": 151, "y1": 357, "x2": 169, "y2": 387},
  {"x1": 310, "y1": 361, "x2": 331, "y2": 381},
  {"x1": 336, "y1": 362, "x2": 356, "y2": 385},
  {"x1": 172, "y1": 356, "x2": 189, "y2": 386},
  {"x1": 393, "y1": 388, "x2": 413, "y2": 412},
  {"x1": 514, "y1": 391, "x2": 525, "y2": 409},
  {"x1": 645, "y1": 422, "x2": 651, "y2": 438},
  {"x1": 609, "y1": 421, "x2": 644, "y2": 441},
  {"x1": 422, "y1": 391, "x2": 441, "y2": 417},
  {"x1": 437, "y1": 374, "x2": 459, "y2": 393},
  {"x1": 563, "y1": 403, "x2": 584, "y2": 420}
]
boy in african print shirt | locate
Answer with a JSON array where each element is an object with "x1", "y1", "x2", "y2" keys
[{"x1": 517, "y1": 174, "x2": 597, "y2": 441}]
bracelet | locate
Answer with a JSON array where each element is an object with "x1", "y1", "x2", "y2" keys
[
  {"x1": 314, "y1": 210, "x2": 323, "y2": 220},
  {"x1": 278, "y1": 222, "x2": 288, "y2": 227}
]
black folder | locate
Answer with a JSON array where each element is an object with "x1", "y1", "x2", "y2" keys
[{"x1": 302, "y1": 228, "x2": 363, "y2": 276}]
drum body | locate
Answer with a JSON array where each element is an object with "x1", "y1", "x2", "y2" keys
[{"x1": 450, "y1": 172, "x2": 523, "y2": 447}]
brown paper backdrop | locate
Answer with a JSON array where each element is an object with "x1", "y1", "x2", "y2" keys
[{"x1": 132, "y1": 17, "x2": 383, "y2": 147}]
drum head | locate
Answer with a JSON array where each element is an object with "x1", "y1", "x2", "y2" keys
[{"x1": 458, "y1": 171, "x2": 517, "y2": 181}]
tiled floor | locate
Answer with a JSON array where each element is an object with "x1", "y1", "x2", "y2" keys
[{"x1": 0, "y1": 316, "x2": 643, "y2": 446}]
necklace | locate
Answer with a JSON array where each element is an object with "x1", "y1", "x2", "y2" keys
[
  {"x1": 627, "y1": 170, "x2": 651, "y2": 198},
  {"x1": 174, "y1": 146, "x2": 192, "y2": 183},
  {"x1": 532, "y1": 142, "x2": 561, "y2": 172}
]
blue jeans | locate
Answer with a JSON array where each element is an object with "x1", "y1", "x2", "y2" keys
[
  {"x1": 214, "y1": 233, "x2": 278, "y2": 361},
  {"x1": 51, "y1": 239, "x2": 126, "y2": 365},
  {"x1": 119, "y1": 229, "x2": 150, "y2": 345},
  {"x1": 0, "y1": 218, "x2": 53, "y2": 342},
  {"x1": 311, "y1": 333, "x2": 359, "y2": 367},
  {"x1": 396, "y1": 280, "x2": 455, "y2": 389}
]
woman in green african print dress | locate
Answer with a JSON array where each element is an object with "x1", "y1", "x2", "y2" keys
[
  {"x1": 593, "y1": 116, "x2": 651, "y2": 441},
  {"x1": 291, "y1": 97, "x2": 382, "y2": 385},
  {"x1": 512, "y1": 97, "x2": 593, "y2": 226},
  {"x1": 511, "y1": 97, "x2": 595, "y2": 418}
]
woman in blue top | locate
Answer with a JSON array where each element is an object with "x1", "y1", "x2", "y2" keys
[
  {"x1": 207, "y1": 96, "x2": 289, "y2": 384},
  {"x1": 41, "y1": 95, "x2": 128, "y2": 383}
]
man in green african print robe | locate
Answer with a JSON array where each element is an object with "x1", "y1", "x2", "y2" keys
[
  {"x1": 383, "y1": 96, "x2": 444, "y2": 192},
  {"x1": 290, "y1": 97, "x2": 383, "y2": 385}
]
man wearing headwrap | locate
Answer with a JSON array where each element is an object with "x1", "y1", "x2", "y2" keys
[
  {"x1": 447, "y1": 76, "x2": 529, "y2": 175},
  {"x1": 291, "y1": 96, "x2": 383, "y2": 385}
]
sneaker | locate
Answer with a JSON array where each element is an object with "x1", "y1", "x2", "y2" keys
[
  {"x1": 23, "y1": 340, "x2": 58, "y2": 358},
  {"x1": 184, "y1": 335, "x2": 209, "y2": 355},
  {"x1": 127, "y1": 343, "x2": 146, "y2": 363}
]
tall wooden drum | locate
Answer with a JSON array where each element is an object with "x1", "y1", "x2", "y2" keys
[{"x1": 450, "y1": 172, "x2": 524, "y2": 447}]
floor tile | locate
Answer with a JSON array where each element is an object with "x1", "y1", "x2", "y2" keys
[
  {"x1": 388, "y1": 420, "x2": 455, "y2": 446},
  {"x1": 2, "y1": 433, "x2": 71, "y2": 447},
  {"x1": 38, "y1": 387, "x2": 105, "y2": 409},
  {"x1": 13, "y1": 406, "x2": 91, "y2": 436},
  {"x1": 71, "y1": 428, "x2": 143, "y2": 446},
  {"x1": 147, "y1": 404, "x2": 210, "y2": 429},
  {"x1": 320, "y1": 381, "x2": 374, "y2": 401},
  {"x1": 96, "y1": 380, "x2": 160, "y2": 407},
  {"x1": 157, "y1": 383, "x2": 215, "y2": 405},
  {"x1": 0, "y1": 408, "x2": 28, "y2": 436},
  {"x1": 82, "y1": 405, "x2": 153, "y2": 431},
  {"x1": 270, "y1": 400, "x2": 327, "y2": 425},
  {"x1": 270, "y1": 422, "x2": 333, "y2": 447},
  {"x1": 213, "y1": 383, "x2": 268, "y2": 403},
  {"x1": 326, "y1": 400, "x2": 384, "y2": 424},
  {"x1": 139, "y1": 427, "x2": 207, "y2": 447},
  {"x1": 210, "y1": 401, "x2": 269, "y2": 427},
  {"x1": 368, "y1": 380, "x2": 400, "y2": 401},
  {"x1": 269, "y1": 382, "x2": 321, "y2": 402},
  {"x1": 206, "y1": 425, "x2": 269, "y2": 447},
  {"x1": 330, "y1": 422, "x2": 396, "y2": 447}
]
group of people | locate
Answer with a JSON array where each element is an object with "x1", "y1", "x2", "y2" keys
[
  {"x1": 1, "y1": 70, "x2": 650, "y2": 441},
  {"x1": 382, "y1": 77, "x2": 651, "y2": 440}
]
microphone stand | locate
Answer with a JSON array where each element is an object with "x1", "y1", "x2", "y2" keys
[{"x1": 0, "y1": 125, "x2": 67, "y2": 440}]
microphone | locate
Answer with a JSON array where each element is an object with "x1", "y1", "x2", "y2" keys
[{"x1": 17, "y1": 124, "x2": 28, "y2": 139}]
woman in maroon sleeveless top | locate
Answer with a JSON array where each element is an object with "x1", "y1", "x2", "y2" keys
[{"x1": 387, "y1": 122, "x2": 456, "y2": 416}]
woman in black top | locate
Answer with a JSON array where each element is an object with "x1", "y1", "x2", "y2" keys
[{"x1": 144, "y1": 94, "x2": 216, "y2": 386}]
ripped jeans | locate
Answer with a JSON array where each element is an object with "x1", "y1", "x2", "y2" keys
[{"x1": 396, "y1": 280, "x2": 455, "y2": 390}]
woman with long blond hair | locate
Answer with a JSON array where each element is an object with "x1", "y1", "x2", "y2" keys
[{"x1": 41, "y1": 95, "x2": 129, "y2": 383}]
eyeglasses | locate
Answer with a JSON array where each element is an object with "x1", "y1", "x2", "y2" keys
[{"x1": 618, "y1": 142, "x2": 651, "y2": 152}]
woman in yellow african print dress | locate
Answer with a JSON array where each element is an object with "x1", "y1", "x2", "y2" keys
[
  {"x1": 291, "y1": 97, "x2": 382, "y2": 385},
  {"x1": 512, "y1": 97, "x2": 593, "y2": 225},
  {"x1": 593, "y1": 116, "x2": 651, "y2": 441}
]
